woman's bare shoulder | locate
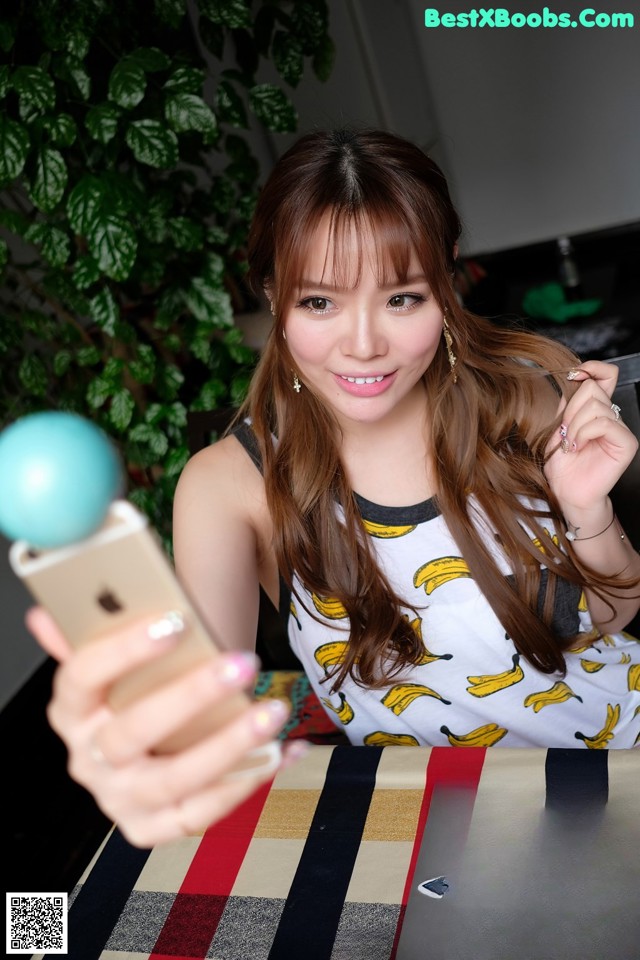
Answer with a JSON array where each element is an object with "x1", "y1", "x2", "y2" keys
[{"x1": 175, "y1": 433, "x2": 266, "y2": 520}]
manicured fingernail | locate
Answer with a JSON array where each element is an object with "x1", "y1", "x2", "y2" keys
[
  {"x1": 147, "y1": 610, "x2": 185, "y2": 643},
  {"x1": 559, "y1": 424, "x2": 567, "y2": 437},
  {"x1": 561, "y1": 437, "x2": 570, "y2": 454},
  {"x1": 282, "y1": 740, "x2": 311, "y2": 767},
  {"x1": 567, "y1": 369, "x2": 579, "y2": 380},
  {"x1": 253, "y1": 698, "x2": 290, "y2": 733},
  {"x1": 220, "y1": 651, "x2": 259, "y2": 686}
]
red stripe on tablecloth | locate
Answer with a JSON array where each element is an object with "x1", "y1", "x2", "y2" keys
[
  {"x1": 150, "y1": 778, "x2": 273, "y2": 960},
  {"x1": 390, "y1": 747, "x2": 486, "y2": 959}
]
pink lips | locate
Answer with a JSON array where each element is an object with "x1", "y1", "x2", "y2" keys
[{"x1": 334, "y1": 372, "x2": 396, "y2": 397}]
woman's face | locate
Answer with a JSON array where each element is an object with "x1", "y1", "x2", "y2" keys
[{"x1": 282, "y1": 215, "x2": 445, "y2": 431}]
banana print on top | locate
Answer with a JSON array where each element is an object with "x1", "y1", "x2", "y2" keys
[{"x1": 233, "y1": 423, "x2": 640, "y2": 749}]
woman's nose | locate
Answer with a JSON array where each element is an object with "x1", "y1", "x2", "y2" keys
[{"x1": 342, "y1": 308, "x2": 387, "y2": 359}]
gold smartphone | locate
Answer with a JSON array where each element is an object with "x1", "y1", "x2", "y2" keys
[{"x1": 10, "y1": 499, "x2": 280, "y2": 770}]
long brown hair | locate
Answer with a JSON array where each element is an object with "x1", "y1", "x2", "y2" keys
[{"x1": 240, "y1": 128, "x2": 633, "y2": 689}]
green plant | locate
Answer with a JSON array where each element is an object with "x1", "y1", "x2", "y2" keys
[{"x1": 0, "y1": 0, "x2": 333, "y2": 546}]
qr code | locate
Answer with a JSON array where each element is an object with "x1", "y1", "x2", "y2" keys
[{"x1": 6, "y1": 893, "x2": 68, "y2": 955}]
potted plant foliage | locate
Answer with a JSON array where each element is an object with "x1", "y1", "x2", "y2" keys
[{"x1": 0, "y1": 0, "x2": 333, "y2": 546}]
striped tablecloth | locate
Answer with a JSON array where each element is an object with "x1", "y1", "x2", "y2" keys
[{"x1": 34, "y1": 745, "x2": 638, "y2": 960}]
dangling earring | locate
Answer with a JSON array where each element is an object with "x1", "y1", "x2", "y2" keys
[
  {"x1": 293, "y1": 372, "x2": 301, "y2": 393},
  {"x1": 442, "y1": 312, "x2": 458, "y2": 383},
  {"x1": 270, "y1": 299, "x2": 276, "y2": 317}
]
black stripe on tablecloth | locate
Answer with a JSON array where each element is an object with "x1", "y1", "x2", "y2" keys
[
  {"x1": 545, "y1": 748, "x2": 609, "y2": 809},
  {"x1": 44, "y1": 828, "x2": 150, "y2": 960},
  {"x1": 267, "y1": 744, "x2": 383, "y2": 960}
]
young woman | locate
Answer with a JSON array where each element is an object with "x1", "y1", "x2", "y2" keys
[{"x1": 30, "y1": 129, "x2": 640, "y2": 846}]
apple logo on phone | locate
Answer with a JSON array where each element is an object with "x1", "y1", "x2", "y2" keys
[{"x1": 97, "y1": 588, "x2": 124, "y2": 613}]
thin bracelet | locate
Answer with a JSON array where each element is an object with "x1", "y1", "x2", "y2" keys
[{"x1": 565, "y1": 512, "x2": 624, "y2": 542}]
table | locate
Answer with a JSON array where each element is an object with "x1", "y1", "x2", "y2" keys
[{"x1": 33, "y1": 744, "x2": 639, "y2": 960}]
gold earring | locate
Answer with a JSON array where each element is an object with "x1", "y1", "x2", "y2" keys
[
  {"x1": 442, "y1": 313, "x2": 458, "y2": 383},
  {"x1": 270, "y1": 300, "x2": 276, "y2": 317},
  {"x1": 293, "y1": 373, "x2": 301, "y2": 393}
]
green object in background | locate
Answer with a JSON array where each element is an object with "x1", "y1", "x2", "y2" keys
[{"x1": 522, "y1": 282, "x2": 602, "y2": 324}]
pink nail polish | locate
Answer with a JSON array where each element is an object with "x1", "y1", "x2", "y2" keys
[
  {"x1": 220, "y1": 651, "x2": 259, "y2": 686},
  {"x1": 253, "y1": 698, "x2": 290, "y2": 733}
]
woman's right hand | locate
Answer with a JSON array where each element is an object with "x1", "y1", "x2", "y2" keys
[{"x1": 27, "y1": 606, "x2": 293, "y2": 848}]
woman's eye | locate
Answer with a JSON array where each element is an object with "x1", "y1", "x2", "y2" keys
[
  {"x1": 299, "y1": 296, "x2": 332, "y2": 313},
  {"x1": 388, "y1": 293, "x2": 425, "y2": 310}
]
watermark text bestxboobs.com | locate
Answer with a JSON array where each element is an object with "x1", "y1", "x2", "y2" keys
[{"x1": 424, "y1": 8, "x2": 634, "y2": 28}]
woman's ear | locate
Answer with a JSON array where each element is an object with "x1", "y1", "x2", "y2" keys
[{"x1": 263, "y1": 286, "x2": 275, "y2": 317}]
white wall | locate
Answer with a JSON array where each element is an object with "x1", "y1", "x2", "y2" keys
[
  {"x1": 405, "y1": 0, "x2": 640, "y2": 253},
  {"x1": 263, "y1": 0, "x2": 640, "y2": 255}
]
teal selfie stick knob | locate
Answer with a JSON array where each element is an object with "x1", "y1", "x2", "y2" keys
[{"x1": 0, "y1": 411, "x2": 123, "y2": 548}]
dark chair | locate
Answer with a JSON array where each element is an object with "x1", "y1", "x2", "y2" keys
[
  {"x1": 186, "y1": 408, "x2": 302, "y2": 670},
  {"x1": 609, "y1": 352, "x2": 640, "y2": 637}
]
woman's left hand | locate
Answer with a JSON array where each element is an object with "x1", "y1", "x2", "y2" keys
[{"x1": 544, "y1": 360, "x2": 638, "y2": 512}]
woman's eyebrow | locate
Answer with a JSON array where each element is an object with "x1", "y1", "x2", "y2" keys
[{"x1": 298, "y1": 274, "x2": 429, "y2": 291}]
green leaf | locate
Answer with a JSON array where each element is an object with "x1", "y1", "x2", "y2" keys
[
  {"x1": 65, "y1": 30, "x2": 90, "y2": 60},
  {"x1": 104, "y1": 357, "x2": 125, "y2": 381},
  {"x1": 19, "y1": 354, "x2": 48, "y2": 396},
  {"x1": 190, "y1": 337, "x2": 211, "y2": 363},
  {"x1": 215, "y1": 79, "x2": 247, "y2": 128},
  {"x1": 206, "y1": 224, "x2": 229, "y2": 246},
  {"x1": 87, "y1": 215, "x2": 137, "y2": 281},
  {"x1": 109, "y1": 60, "x2": 147, "y2": 110},
  {"x1": 73, "y1": 254, "x2": 101, "y2": 290},
  {"x1": 164, "y1": 93, "x2": 218, "y2": 142},
  {"x1": 0, "y1": 65, "x2": 11, "y2": 99},
  {"x1": 202, "y1": 251, "x2": 226, "y2": 286},
  {"x1": 85, "y1": 102, "x2": 121, "y2": 144},
  {"x1": 57, "y1": 57, "x2": 92, "y2": 101},
  {"x1": 76, "y1": 345, "x2": 101, "y2": 367},
  {"x1": 210, "y1": 175, "x2": 235, "y2": 214},
  {"x1": 129, "y1": 344, "x2": 156, "y2": 384},
  {"x1": 129, "y1": 422, "x2": 169, "y2": 456},
  {"x1": 163, "y1": 443, "x2": 190, "y2": 476},
  {"x1": 0, "y1": 208, "x2": 29, "y2": 234},
  {"x1": 110, "y1": 387, "x2": 135, "y2": 432},
  {"x1": 86, "y1": 376, "x2": 112, "y2": 409},
  {"x1": 12, "y1": 66, "x2": 56, "y2": 121},
  {"x1": 29, "y1": 148, "x2": 68, "y2": 212},
  {"x1": 53, "y1": 350, "x2": 72, "y2": 376},
  {"x1": 291, "y1": 2, "x2": 328, "y2": 54},
  {"x1": 40, "y1": 112, "x2": 77, "y2": 147},
  {"x1": 163, "y1": 66, "x2": 205, "y2": 95},
  {"x1": 157, "y1": 362, "x2": 185, "y2": 399},
  {"x1": 185, "y1": 277, "x2": 233, "y2": 327},
  {"x1": 154, "y1": 286, "x2": 184, "y2": 328},
  {"x1": 89, "y1": 286, "x2": 119, "y2": 336},
  {"x1": 168, "y1": 217, "x2": 204, "y2": 251},
  {"x1": 24, "y1": 222, "x2": 71, "y2": 267},
  {"x1": 193, "y1": 376, "x2": 227, "y2": 409},
  {"x1": 249, "y1": 84, "x2": 297, "y2": 133},
  {"x1": 0, "y1": 20, "x2": 15, "y2": 53},
  {"x1": 230, "y1": 371, "x2": 251, "y2": 403},
  {"x1": 128, "y1": 47, "x2": 171, "y2": 72},
  {"x1": 0, "y1": 116, "x2": 30, "y2": 185},
  {"x1": 200, "y1": 0, "x2": 251, "y2": 29},
  {"x1": 272, "y1": 31, "x2": 304, "y2": 88},
  {"x1": 126, "y1": 120, "x2": 179, "y2": 168},
  {"x1": 67, "y1": 176, "x2": 106, "y2": 234},
  {"x1": 312, "y1": 34, "x2": 335, "y2": 83},
  {"x1": 154, "y1": 0, "x2": 187, "y2": 29},
  {"x1": 0, "y1": 238, "x2": 7, "y2": 271}
]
